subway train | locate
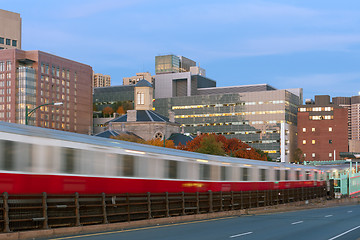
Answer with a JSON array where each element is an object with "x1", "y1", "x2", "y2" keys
[{"x1": 0, "y1": 121, "x2": 327, "y2": 194}]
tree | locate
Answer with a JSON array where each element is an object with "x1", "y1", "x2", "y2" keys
[
  {"x1": 196, "y1": 134, "x2": 225, "y2": 156},
  {"x1": 292, "y1": 148, "x2": 305, "y2": 163},
  {"x1": 102, "y1": 106, "x2": 114, "y2": 117},
  {"x1": 144, "y1": 138, "x2": 175, "y2": 148},
  {"x1": 116, "y1": 106, "x2": 125, "y2": 115}
]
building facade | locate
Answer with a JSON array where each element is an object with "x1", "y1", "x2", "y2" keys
[
  {"x1": 350, "y1": 96, "x2": 360, "y2": 141},
  {"x1": 93, "y1": 73, "x2": 111, "y2": 88},
  {"x1": 123, "y1": 72, "x2": 153, "y2": 85},
  {"x1": 154, "y1": 85, "x2": 302, "y2": 162},
  {"x1": 0, "y1": 49, "x2": 93, "y2": 134},
  {"x1": 297, "y1": 95, "x2": 348, "y2": 161},
  {"x1": 155, "y1": 55, "x2": 196, "y2": 74},
  {"x1": 0, "y1": 9, "x2": 21, "y2": 50}
]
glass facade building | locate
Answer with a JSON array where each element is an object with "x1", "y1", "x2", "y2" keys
[{"x1": 154, "y1": 88, "x2": 302, "y2": 162}]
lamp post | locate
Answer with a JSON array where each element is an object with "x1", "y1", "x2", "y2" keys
[{"x1": 25, "y1": 102, "x2": 63, "y2": 125}]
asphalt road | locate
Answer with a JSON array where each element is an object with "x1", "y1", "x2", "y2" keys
[{"x1": 49, "y1": 205, "x2": 360, "y2": 240}]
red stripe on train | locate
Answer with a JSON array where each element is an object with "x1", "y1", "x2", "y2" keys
[{"x1": 0, "y1": 172, "x2": 325, "y2": 194}]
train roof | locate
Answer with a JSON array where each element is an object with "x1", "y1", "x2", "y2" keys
[{"x1": 0, "y1": 121, "x2": 319, "y2": 170}]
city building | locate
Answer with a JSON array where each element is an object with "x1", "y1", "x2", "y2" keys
[
  {"x1": 332, "y1": 96, "x2": 351, "y2": 140},
  {"x1": 123, "y1": 72, "x2": 153, "y2": 85},
  {"x1": 93, "y1": 73, "x2": 111, "y2": 88},
  {"x1": 154, "y1": 84, "x2": 302, "y2": 162},
  {"x1": 106, "y1": 80, "x2": 180, "y2": 141},
  {"x1": 297, "y1": 95, "x2": 348, "y2": 162},
  {"x1": 350, "y1": 95, "x2": 360, "y2": 141},
  {"x1": 155, "y1": 55, "x2": 196, "y2": 74},
  {"x1": 93, "y1": 85, "x2": 134, "y2": 111},
  {"x1": 0, "y1": 48, "x2": 93, "y2": 134},
  {"x1": 0, "y1": 9, "x2": 21, "y2": 50}
]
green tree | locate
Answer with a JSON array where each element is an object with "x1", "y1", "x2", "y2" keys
[
  {"x1": 196, "y1": 134, "x2": 226, "y2": 156},
  {"x1": 292, "y1": 148, "x2": 305, "y2": 163}
]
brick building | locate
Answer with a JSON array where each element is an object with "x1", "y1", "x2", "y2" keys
[
  {"x1": 0, "y1": 49, "x2": 93, "y2": 134},
  {"x1": 297, "y1": 95, "x2": 348, "y2": 161}
]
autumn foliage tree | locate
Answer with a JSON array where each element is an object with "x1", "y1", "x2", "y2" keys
[
  {"x1": 144, "y1": 139, "x2": 175, "y2": 148},
  {"x1": 102, "y1": 106, "x2": 114, "y2": 117},
  {"x1": 180, "y1": 134, "x2": 269, "y2": 161}
]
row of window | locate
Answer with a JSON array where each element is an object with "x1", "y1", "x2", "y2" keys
[
  {"x1": 175, "y1": 110, "x2": 286, "y2": 119},
  {"x1": 172, "y1": 100, "x2": 287, "y2": 110},
  {"x1": 304, "y1": 152, "x2": 333, "y2": 158},
  {"x1": 309, "y1": 115, "x2": 333, "y2": 120},
  {"x1": 0, "y1": 61, "x2": 11, "y2": 72},
  {"x1": 302, "y1": 139, "x2": 333, "y2": 145},
  {"x1": 0, "y1": 38, "x2": 17, "y2": 47},
  {"x1": 41, "y1": 63, "x2": 72, "y2": 81},
  {"x1": 302, "y1": 127, "x2": 332, "y2": 132},
  {"x1": 0, "y1": 140, "x2": 322, "y2": 182},
  {"x1": 299, "y1": 107, "x2": 333, "y2": 112}
]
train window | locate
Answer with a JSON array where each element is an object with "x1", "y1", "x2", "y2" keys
[
  {"x1": 62, "y1": 148, "x2": 76, "y2": 173},
  {"x1": 123, "y1": 155, "x2": 135, "y2": 177},
  {"x1": 305, "y1": 171, "x2": 310, "y2": 180},
  {"x1": 259, "y1": 169, "x2": 267, "y2": 181},
  {"x1": 16, "y1": 142, "x2": 32, "y2": 171},
  {"x1": 285, "y1": 170, "x2": 289, "y2": 181},
  {"x1": 2, "y1": 140, "x2": 14, "y2": 170},
  {"x1": 221, "y1": 166, "x2": 231, "y2": 181},
  {"x1": 165, "y1": 160, "x2": 178, "y2": 179},
  {"x1": 199, "y1": 164, "x2": 211, "y2": 180},
  {"x1": 314, "y1": 171, "x2": 318, "y2": 181},
  {"x1": 275, "y1": 170, "x2": 280, "y2": 181},
  {"x1": 241, "y1": 168, "x2": 249, "y2": 181},
  {"x1": 296, "y1": 171, "x2": 300, "y2": 180}
]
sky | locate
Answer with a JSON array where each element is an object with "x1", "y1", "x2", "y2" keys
[{"x1": 2, "y1": 0, "x2": 360, "y2": 101}]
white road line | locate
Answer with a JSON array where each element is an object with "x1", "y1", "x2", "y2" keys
[
  {"x1": 347, "y1": 211, "x2": 353, "y2": 213},
  {"x1": 328, "y1": 225, "x2": 360, "y2": 240},
  {"x1": 325, "y1": 215, "x2": 333, "y2": 218},
  {"x1": 291, "y1": 221, "x2": 303, "y2": 225},
  {"x1": 230, "y1": 232, "x2": 253, "y2": 238}
]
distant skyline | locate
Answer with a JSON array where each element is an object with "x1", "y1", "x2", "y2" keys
[{"x1": 2, "y1": 0, "x2": 360, "y2": 101}]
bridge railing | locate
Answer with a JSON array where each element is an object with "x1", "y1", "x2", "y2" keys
[{"x1": 0, "y1": 186, "x2": 328, "y2": 233}]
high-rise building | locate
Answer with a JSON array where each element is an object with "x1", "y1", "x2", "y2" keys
[
  {"x1": 351, "y1": 96, "x2": 360, "y2": 141},
  {"x1": 0, "y1": 49, "x2": 93, "y2": 134},
  {"x1": 123, "y1": 72, "x2": 153, "y2": 85},
  {"x1": 297, "y1": 95, "x2": 348, "y2": 161},
  {"x1": 332, "y1": 96, "x2": 351, "y2": 140},
  {"x1": 0, "y1": 9, "x2": 21, "y2": 50},
  {"x1": 93, "y1": 73, "x2": 111, "y2": 88},
  {"x1": 155, "y1": 55, "x2": 196, "y2": 74}
]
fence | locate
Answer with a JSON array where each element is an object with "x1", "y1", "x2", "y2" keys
[{"x1": 0, "y1": 186, "x2": 328, "y2": 233}]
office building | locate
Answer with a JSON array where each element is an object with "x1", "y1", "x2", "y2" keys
[
  {"x1": 0, "y1": 9, "x2": 21, "y2": 50},
  {"x1": 297, "y1": 95, "x2": 348, "y2": 161},
  {"x1": 0, "y1": 49, "x2": 93, "y2": 134},
  {"x1": 154, "y1": 84, "x2": 302, "y2": 162},
  {"x1": 155, "y1": 55, "x2": 196, "y2": 74},
  {"x1": 93, "y1": 73, "x2": 111, "y2": 88},
  {"x1": 123, "y1": 72, "x2": 153, "y2": 85}
]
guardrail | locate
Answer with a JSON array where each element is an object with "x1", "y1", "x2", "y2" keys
[{"x1": 0, "y1": 186, "x2": 328, "y2": 233}]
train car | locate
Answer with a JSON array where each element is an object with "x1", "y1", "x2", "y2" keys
[{"x1": 0, "y1": 121, "x2": 327, "y2": 194}]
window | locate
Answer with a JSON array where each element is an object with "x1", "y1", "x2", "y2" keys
[
  {"x1": 0, "y1": 37, "x2": 4, "y2": 44},
  {"x1": 199, "y1": 164, "x2": 211, "y2": 180},
  {"x1": 312, "y1": 153, "x2": 315, "y2": 157},
  {"x1": 296, "y1": 171, "x2": 300, "y2": 180},
  {"x1": 312, "y1": 140, "x2": 315, "y2": 144},
  {"x1": 12, "y1": 40, "x2": 17, "y2": 47},
  {"x1": 137, "y1": 92, "x2": 145, "y2": 105},
  {"x1": 304, "y1": 153, "x2": 306, "y2": 157},
  {"x1": 329, "y1": 152, "x2": 333, "y2": 157},
  {"x1": 299, "y1": 108, "x2": 306, "y2": 112},
  {"x1": 0, "y1": 62, "x2": 4, "y2": 71},
  {"x1": 285, "y1": 170, "x2": 289, "y2": 181},
  {"x1": 221, "y1": 166, "x2": 231, "y2": 181},
  {"x1": 312, "y1": 128, "x2": 315, "y2": 132},
  {"x1": 5, "y1": 39, "x2": 10, "y2": 45},
  {"x1": 260, "y1": 169, "x2": 267, "y2": 181},
  {"x1": 306, "y1": 171, "x2": 310, "y2": 180},
  {"x1": 329, "y1": 140, "x2": 332, "y2": 144},
  {"x1": 6, "y1": 61, "x2": 11, "y2": 71},
  {"x1": 122, "y1": 155, "x2": 135, "y2": 177},
  {"x1": 302, "y1": 128, "x2": 306, "y2": 132},
  {"x1": 62, "y1": 148, "x2": 76, "y2": 173},
  {"x1": 303, "y1": 140, "x2": 306, "y2": 144},
  {"x1": 275, "y1": 169, "x2": 280, "y2": 181},
  {"x1": 242, "y1": 168, "x2": 249, "y2": 181},
  {"x1": 329, "y1": 127, "x2": 333, "y2": 132}
]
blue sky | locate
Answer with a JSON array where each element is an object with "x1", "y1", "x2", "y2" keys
[{"x1": 2, "y1": 0, "x2": 360, "y2": 100}]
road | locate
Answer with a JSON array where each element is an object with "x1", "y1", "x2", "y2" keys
[{"x1": 49, "y1": 205, "x2": 360, "y2": 240}]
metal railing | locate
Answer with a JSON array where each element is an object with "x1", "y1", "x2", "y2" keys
[{"x1": 0, "y1": 186, "x2": 329, "y2": 233}]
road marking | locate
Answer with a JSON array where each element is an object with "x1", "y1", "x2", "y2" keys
[
  {"x1": 325, "y1": 215, "x2": 333, "y2": 218},
  {"x1": 50, "y1": 216, "x2": 236, "y2": 240},
  {"x1": 230, "y1": 232, "x2": 253, "y2": 238},
  {"x1": 291, "y1": 221, "x2": 303, "y2": 225},
  {"x1": 328, "y1": 225, "x2": 360, "y2": 240},
  {"x1": 347, "y1": 211, "x2": 352, "y2": 213}
]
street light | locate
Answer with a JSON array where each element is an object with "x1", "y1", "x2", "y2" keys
[{"x1": 25, "y1": 102, "x2": 63, "y2": 125}]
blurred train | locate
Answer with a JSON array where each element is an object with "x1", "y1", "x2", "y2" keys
[{"x1": 0, "y1": 121, "x2": 327, "y2": 194}]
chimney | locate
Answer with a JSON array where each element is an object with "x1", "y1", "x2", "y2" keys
[
  {"x1": 127, "y1": 110, "x2": 137, "y2": 122},
  {"x1": 197, "y1": 131, "x2": 201, "y2": 136}
]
